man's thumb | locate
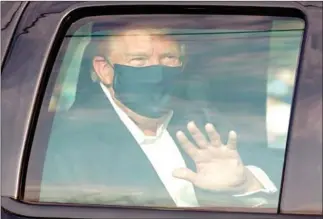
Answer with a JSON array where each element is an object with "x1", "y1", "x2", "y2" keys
[{"x1": 172, "y1": 168, "x2": 197, "y2": 183}]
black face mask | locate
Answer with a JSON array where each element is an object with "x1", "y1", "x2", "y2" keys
[{"x1": 111, "y1": 64, "x2": 182, "y2": 118}]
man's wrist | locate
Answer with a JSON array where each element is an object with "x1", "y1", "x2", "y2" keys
[
  {"x1": 233, "y1": 166, "x2": 278, "y2": 197},
  {"x1": 194, "y1": 166, "x2": 278, "y2": 207},
  {"x1": 241, "y1": 167, "x2": 264, "y2": 192},
  {"x1": 220, "y1": 167, "x2": 264, "y2": 195}
]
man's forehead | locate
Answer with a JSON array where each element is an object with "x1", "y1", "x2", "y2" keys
[
  {"x1": 110, "y1": 28, "x2": 179, "y2": 50},
  {"x1": 117, "y1": 28, "x2": 174, "y2": 42},
  {"x1": 118, "y1": 27, "x2": 169, "y2": 35},
  {"x1": 103, "y1": 27, "x2": 184, "y2": 57}
]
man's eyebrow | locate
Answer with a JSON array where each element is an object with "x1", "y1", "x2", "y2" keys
[
  {"x1": 160, "y1": 51, "x2": 180, "y2": 57},
  {"x1": 125, "y1": 52, "x2": 150, "y2": 57}
]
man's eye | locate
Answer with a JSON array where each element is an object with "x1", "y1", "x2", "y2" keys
[
  {"x1": 166, "y1": 55, "x2": 181, "y2": 62},
  {"x1": 132, "y1": 57, "x2": 145, "y2": 61},
  {"x1": 161, "y1": 55, "x2": 182, "y2": 66},
  {"x1": 129, "y1": 57, "x2": 147, "y2": 66},
  {"x1": 165, "y1": 55, "x2": 177, "y2": 59}
]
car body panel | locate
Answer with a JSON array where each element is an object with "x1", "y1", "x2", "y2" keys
[
  {"x1": 1, "y1": 1, "x2": 322, "y2": 218},
  {"x1": 1, "y1": 1, "x2": 28, "y2": 66}
]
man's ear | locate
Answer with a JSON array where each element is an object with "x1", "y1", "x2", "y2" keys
[{"x1": 92, "y1": 56, "x2": 114, "y2": 85}]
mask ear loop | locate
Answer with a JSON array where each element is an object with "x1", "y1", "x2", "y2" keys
[
  {"x1": 179, "y1": 56, "x2": 187, "y2": 73},
  {"x1": 104, "y1": 57, "x2": 115, "y2": 70},
  {"x1": 179, "y1": 43, "x2": 187, "y2": 73}
]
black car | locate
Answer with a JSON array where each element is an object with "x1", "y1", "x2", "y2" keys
[{"x1": 1, "y1": 1, "x2": 322, "y2": 219}]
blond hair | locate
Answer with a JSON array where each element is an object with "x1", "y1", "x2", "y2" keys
[{"x1": 96, "y1": 25, "x2": 185, "y2": 58}]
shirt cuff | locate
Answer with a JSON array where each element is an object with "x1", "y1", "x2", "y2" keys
[{"x1": 233, "y1": 165, "x2": 278, "y2": 197}]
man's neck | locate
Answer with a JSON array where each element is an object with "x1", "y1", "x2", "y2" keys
[
  {"x1": 132, "y1": 119, "x2": 159, "y2": 136},
  {"x1": 143, "y1": 128, "x2": 157, "y2": 136}
]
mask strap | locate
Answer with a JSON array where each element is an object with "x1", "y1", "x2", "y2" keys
[{"x1": 104, "y1": 57, "x2": 115, "y2": 70}]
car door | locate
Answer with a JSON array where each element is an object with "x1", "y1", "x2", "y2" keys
[{"x1": 1, "y1": 1, "x2": 322, "y2": 219}]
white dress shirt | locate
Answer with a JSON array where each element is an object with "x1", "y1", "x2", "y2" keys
[{"x1": 100, "y1": 83, "x2": 277, "y2": 207}]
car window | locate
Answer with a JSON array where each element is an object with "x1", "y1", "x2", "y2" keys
[{"x1": 24, "y1": 14, "x2": 305, "y2": 212}]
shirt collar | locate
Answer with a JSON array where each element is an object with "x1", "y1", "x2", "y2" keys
[{"x1": 100, "y1": 83, "x2": 173, "y2": 144}]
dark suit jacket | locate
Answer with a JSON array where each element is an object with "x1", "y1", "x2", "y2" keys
[{"x1": 40, "y1": 82, "x2": 284, "y2": 209}]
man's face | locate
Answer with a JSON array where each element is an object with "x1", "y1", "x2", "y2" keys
[
  {"x1": 110, "y1": 29, "x2": 182, "y2": 67},
  {"x1": 93, "y1": 29, "x2": 183, "y2": 85},
  {"x1": 92, "y1": 28, "x2": 183, "y2": 124}
]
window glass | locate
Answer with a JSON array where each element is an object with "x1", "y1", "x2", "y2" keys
[{"x1": 25, "y1": 14, "x2": 305, "y2": 212}]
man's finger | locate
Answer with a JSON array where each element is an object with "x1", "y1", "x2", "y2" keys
[
  {"x1": 205, "y1": 123, "x2": 221, "y2": 147},
  {"x1": 176, "y1": 131, "x2": 199, "y2": 158},
  {"x1": 172, "y1": 167, "x2": 197, "y2": 184},
  {"x1": 226, "y1": 130, "x2": 237, "y2": 150},
  {"x1": 187, "y1": 121, "x2": 208, "y2": 149}
]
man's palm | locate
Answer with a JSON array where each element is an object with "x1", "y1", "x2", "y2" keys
[{"x1": 172, "y1": 122, "x2": 247, "y2": 191}]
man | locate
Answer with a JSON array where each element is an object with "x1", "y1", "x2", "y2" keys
[{"x1": 41, "y1": 26, "x2": 279, "y2": 208}]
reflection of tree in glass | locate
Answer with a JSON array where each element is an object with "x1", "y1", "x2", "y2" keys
[{"x1": 266, "y1": 68, "x2": 296, "y2": 148}]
